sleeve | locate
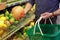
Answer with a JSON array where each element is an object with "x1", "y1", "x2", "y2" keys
[{"x1": 28, "y1": 0, "x2": 35, "y2": 6}]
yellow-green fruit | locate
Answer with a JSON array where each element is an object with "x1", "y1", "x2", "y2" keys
[
  {"x1": 0, "y1": 21, "x2": 4, "y2": 27},
  {"x1": 9, "y1": 17, "x2": 15, "y2": 24},
  {"x1": 14, "y1": 21, "x2": 19, "y2": 24},
  {"x1": 0, "y1": 21, "x2": 8, "y2": 30},
  {"x1": 5, "y1": 10, "x2": 9, "y2": 16},
  {"x1": 0, "y1": 17, "x2": 6, "y2": 21},
  {"x1": 9, "y1": 13, "x2": 13, "y2": 18},
  {"x1": 3, "y1": 24, "x2": 7, "y2": 28},
  {"x1": 30, "y1": 21, "x2": 34, "y2": 26},
  {"x1": 3, "y1": 24, "x2": 8, "y2": 30},
  {"x1": 16, "y1": 38, "x2": 23, "y2": 40},
  {"x1": 6, "y1": 16, "x2": 9, "y2": 20},
  {"x1": 1, "y1": 14, "x2": 4, "y2": 16},
  {"x1": 0, "y1": 14, "x2": 4, "y2": 17}
]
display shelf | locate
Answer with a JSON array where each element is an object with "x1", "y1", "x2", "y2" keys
[
  {"x1": 0, "y1": 0, "x2": 29, "y2": 11},
  {"x1": 1, "y1": 13, "x2": 35, "y2": 40},
  {"x1": 6, "y1": 0, "x2": 29, "y2": 8},
  {"x1": 0, "y1": 0, "x2": 32, "y2": 40}
]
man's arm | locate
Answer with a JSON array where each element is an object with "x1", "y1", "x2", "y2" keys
[
  {"x1": 53, "y1": 8, "x2": 60, "y2": 16},
  {"x1": 41, "y1": 8, "x2": 60, "y2": 19},
  {"x1": 24, "y1": 0, "x2": 35, "y2": 14}
]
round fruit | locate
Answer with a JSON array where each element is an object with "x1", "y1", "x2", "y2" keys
[
  {"x1": 0, "y1": 17, "x2": 6, "y2": 21},
  {"x1": 3, "y1": 24, "x2": 7, "y2": 28},
  {"x1": 9, "y1": 17, "x2": 15, "y2": 24},
  {"x1": 0, "y1": 14, "x2": 4, "y2": 17},
  {"x1": 9, "y1": 13, "x2": 12, "y2": 18},
  {"x1": 5, "y1": 21, "x2": 11, "y2": 27},
  {"x1": 0, "y1": 21, "x2": 8, "y2": 30},
  {"x1": 11, "y1": 6, "x2": 25, "y2": 20},
  {"x1": 0, "y1": 21, "x2": 4, "y2": 27},
  {"x1": 6, "y1": 16, "x2": 9, "y2": 20},
  {"x1": 30, "y1": 21, "x2": 34, "y2": 26},
  {"x1": 14, "y1": 21, "x2": 19, "y2": 24},
  {"x1": 5, "y1": 10, "x2": 9, "y2": 16}
]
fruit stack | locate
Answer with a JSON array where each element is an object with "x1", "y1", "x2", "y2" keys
[
  {"x1": 0, "y1": 10, "x2": 19, "y2": 36},
  {"x1": 0, "y1": 4, "x2": 35, "y2": 39}
]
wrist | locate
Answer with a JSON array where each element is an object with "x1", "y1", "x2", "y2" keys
[
  {"x1": 50, "y1": 12, "x2": 55, "y2": 16},
  {"x1": 49, "y1": 13, "x2": 53, "y2": 17},
  {"x1": 49, "y1": 12, "x2": 55, "y2": 18},
  {"x1": 52, "y1": 12, "x2": 55, "y2": 16}
]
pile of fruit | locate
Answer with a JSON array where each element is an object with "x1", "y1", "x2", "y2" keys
[
  {"x1": 0, "y1": 10, "x2": 19, "y2": 36},
  {"x1": 0, "y1": 5, "x2": 25, "y2": 36},
  {"x1": 0, "y1": 3, "x2": 35, "y2": 38},
  {"x1": 8, "y1": 4, "x2": 35, "y2": 39},
  {"x1": 8, "y1": 4, "x2": 35, "y2": 40},
  {"x1": 6, "y1": 9, "x2": 35, "y2": 39}
]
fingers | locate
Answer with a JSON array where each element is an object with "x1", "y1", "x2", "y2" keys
[
  {"x1": 41, "y1": 12, "x2": 50, "y2": 19},
  {"x1": 41, "y1": 12, "x2": 48, "y2": 16},
  {"x1": 42, "y1": 15, "x2": 48, "y2": 19}
]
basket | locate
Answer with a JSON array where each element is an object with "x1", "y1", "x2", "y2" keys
[{"x1": 26, "y1": 17, "x2": 60, "y2": 40}]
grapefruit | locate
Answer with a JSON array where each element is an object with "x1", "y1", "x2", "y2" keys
[{"x1": 11, "y1": 6, "x2": 25, "y2": 20}]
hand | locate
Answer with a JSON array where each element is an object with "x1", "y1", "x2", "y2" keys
[
  {"x1": 24, "y1": 9, "x2": 27, "y2": 14},
  {"x1": 41, "y1": 12, "x2": 53, "y2": 19}
]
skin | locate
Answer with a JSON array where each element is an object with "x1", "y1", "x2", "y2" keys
[
  {"x1": 41, "y1": 9, "x2": 60, "y2": 19},
  {"x1": 24, "y1": 3, "x2": 60, "y2": 19},
  {"x1": 24, "y1": 3, "x2": 32, "y2": 14}
]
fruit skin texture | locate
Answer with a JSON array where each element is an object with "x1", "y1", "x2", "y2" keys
[
  {"x1": 0, "y1": 21, "x2": 8, "y2": 31},
  {"x1": 0, "y1": 21, "x2": 4, "y2": 27},
  {"x1": 11, "y1": 6, "x2": 25, "y2": 20},
  {"x1": 0, "y1": 17, "x2": 6, "y2": 21},
  {"x1": 9, "y1": 17, "x2": 15, "y2": 24}
]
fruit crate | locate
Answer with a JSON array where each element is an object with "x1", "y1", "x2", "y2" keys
[{"x1": 0, "y1": 2, "x2": 35, "y2": 40}]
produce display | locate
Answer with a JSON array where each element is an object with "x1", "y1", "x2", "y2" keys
[
  {"x1": 0, "y1": 6, "x2": 23, "y2": 38},
  {"x1": 7, "y1": 0, "x2": 22, "y2": 4},
  {"x1": 7, "y1": 21, "x2": 34, "y2": 40},
  {"x1": 0, "y1": 0, "x2": 22, "y2": 3},
  {"x1": 0, "y1": 2, "x2": 35, "y2": 39},
  {"x1": 0, "y1": 10, "x2": 18, "y2": 37},
  {"x1": 7, "y1": 4, "x2": 35, "y2": 40}
]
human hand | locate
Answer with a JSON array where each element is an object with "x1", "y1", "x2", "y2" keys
[{"x1": 41, "y1": 12, "x2": 53, "y2": 19}]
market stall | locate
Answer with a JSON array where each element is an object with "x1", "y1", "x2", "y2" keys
[{"x1": 0, "y1": 0, "x2": 35, "y2": 40}]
